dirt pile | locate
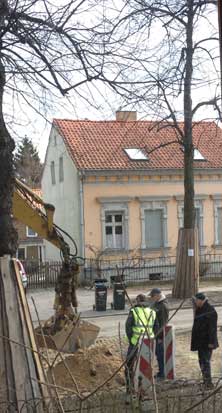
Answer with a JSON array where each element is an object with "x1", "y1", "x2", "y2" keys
[{"x1": 48, "y1": 340, "x2": 126, "y2": 394}]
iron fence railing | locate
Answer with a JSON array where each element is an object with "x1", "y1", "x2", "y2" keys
[
  {"x1": 22, "y1": 260, "x2": 62, "y2": 289},
  {"x1": 83, "y1": 254, "x2": 222, "y2": 286},
  {"x1": 21, "y1": 253, "x2": 222, "y2": 289}
]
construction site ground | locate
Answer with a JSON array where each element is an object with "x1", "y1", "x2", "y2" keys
[
  {"x1": 28, "y1": 279, "x2": 222, "y2": 396},
  {"x1": 44, "y1": 332, "x2": 222, "y2": 396}
]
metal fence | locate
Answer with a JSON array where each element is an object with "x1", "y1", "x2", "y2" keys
[
  {"x1": 22, "y1": 260, "x2": 62, "y2": 289},
  {"x1": 21, "y1": 254, "x2": 222, "y2": 290},
  {"x1": 83, "y1": 254, "x2": 222, "y2": 286}
]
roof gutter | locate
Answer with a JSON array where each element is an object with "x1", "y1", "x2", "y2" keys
[{"x1": 79, "y1": 168, "x2": 222, "y2": 177}]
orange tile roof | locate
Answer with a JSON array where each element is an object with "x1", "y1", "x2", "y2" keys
[{"x1": 53, "y1": 119, "x2": 222, "y2": 171}]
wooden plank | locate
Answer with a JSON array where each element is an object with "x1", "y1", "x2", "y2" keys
[
  {"x1": 13, "y1": 259, "x2": 49, "y2": 407},
  {"x1": 1, "y1": 256, "x2": 30, "y2": 410},
  {"x1": 0, "y1": 256, "x2": 46, "y2": 412},
  {"x1": 0, "y1": 262, "x2": 16, "y2": 405}
]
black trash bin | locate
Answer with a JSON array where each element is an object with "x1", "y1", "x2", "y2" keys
[
  {"x1": 94, "y1": 278, "x2": 107, "y2": 311},
  {"x1": 113, "y1": 282, "x2": 125, "y2": 310}
]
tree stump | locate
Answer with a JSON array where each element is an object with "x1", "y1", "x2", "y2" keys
[
  {"x1": 0, "y1": 256, "x2": 48, "y2": 412},
  {"x1": 172, "y1": 228, "x2": 199, "y2": 298}
]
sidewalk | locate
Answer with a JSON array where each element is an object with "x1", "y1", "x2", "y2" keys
[{"x1": 27, "y1": 281, "x2": 222, "y2": 323}]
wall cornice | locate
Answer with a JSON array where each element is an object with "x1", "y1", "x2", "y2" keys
[{"x1": 96, "y1": 196, "x2": 133, "y2": 203}]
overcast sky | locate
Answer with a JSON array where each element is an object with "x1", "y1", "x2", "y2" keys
[{"x1": 6, "y1": 2, "x2": 220, "y2": 162}]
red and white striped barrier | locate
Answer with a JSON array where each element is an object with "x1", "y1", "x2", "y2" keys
[
  {"x1": 133, "y1": 325, "x2": 175, "y2": 393},
  {"x1": 163, "y1": 324, "x2": 176, "y2": 380},
  {"x1": 134, "y1": 338, "x2": 155, "y2": 394}
]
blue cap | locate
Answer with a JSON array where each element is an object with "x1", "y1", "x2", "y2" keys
[{"x1": 148, "y1": 288, "x2": 161, "y2": 297}]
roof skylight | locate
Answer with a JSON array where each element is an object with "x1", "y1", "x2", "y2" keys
[
  {"x1": 124, "y1": 148, "x2": 148, "y2": 160},
  {"x1": 194, "y1": 149, "x2": 205, "y2": 160}
]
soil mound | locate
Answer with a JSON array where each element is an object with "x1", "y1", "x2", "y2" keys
[{"x1": 49, "y1": 341, "x2": 126, "y2": 394}]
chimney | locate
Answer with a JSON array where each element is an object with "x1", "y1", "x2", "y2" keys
[{"x1": 116, "y1": 111, "x2": 137, "y2": 121}]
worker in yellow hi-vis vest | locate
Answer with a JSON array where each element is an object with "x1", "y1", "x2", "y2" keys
[{"x1": 125, "y1": 294, "x2": 158, "y2": 393}]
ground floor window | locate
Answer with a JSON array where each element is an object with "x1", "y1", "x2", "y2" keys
[
  {"x1": 16, "y1": 245, "x2": 44, "y2": 261},
  {"x1": 214, "y1": 199, "x2": 222, "y2": 245},
  {"x1": 105, "y1": 212, "x2": 125, "y2": 249},
  {"x1": 17, "y1": 247, "x2": 25, "y2": 260},
  {"x1": 140, "y1": 199, "x2": 168, "y2": 250},
  {"x1": 177, "y1": 200, "x2": 204, "y2": 246},
  {"x1": 98, "y1": 198, "x2": 129, "y2": 251},
  {"x1": 144, "y1": 209, "x2": 164, "y2": 248},
  {"x1": 217, "y1": 207, "x2": 222, "y2": 245}
]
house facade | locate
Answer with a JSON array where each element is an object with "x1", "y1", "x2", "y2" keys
[{"x1": 42, "y1": 111, "x2": 222, "y2": 261}]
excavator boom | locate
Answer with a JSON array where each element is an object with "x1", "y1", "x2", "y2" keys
[
  {"x1": 12, "y1": 178, "x2": 100, "y2": 352},
  {"x1": 13, "y1": 179, "x2": 69, "y2": 259}
]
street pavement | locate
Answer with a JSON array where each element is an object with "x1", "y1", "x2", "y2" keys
[{"x1": 27, "y1": 286, "x2": 222, "y2": 338}]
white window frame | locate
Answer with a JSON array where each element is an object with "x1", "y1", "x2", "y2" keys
[
  {"x1": 104, "y1": 211, "x2": 125, "y2": 249},
  {"x1": 26, "y1": 226, "x2": 38, "y2": 237},
  {"x1": 213, "y1": 196, "x2": 222, "y2": 246},
  {"x1": 97, "y1": 197, "x2": 130, "y2": 251},
  {"x1": 177, "y1": 199, "x2": 204, "y2": 246},
  {"x1": 139, "y1": 197, "x2": 169, "y2": 250}
]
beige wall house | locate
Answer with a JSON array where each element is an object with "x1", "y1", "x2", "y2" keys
[{"x1": 42, "y1": 112, "x2": 222, "y2": 261}]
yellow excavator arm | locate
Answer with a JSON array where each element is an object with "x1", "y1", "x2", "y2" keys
[
  {"x1": 12, "y1": 178, "x2": 99, "y2": 352},
  {"x1": 13, "y1": 178, "x2": 70, "y2": 261},
  {"x1": 13, "y1": 178, "x2": 78, "y2": 312}
]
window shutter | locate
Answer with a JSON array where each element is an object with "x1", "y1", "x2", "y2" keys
[
  {"x1": 218, "y1": 208, "x2": 222, "y2": 244},
  {"x1": 195, "y1": 208, "x2": 201, "y2": 245},
  {"x1": 145, "y1": 209, "x2": 163, "y2": 248},
  {"x1": 50, "y1": 161, "x2": 56, "y2": 185},
  {"x1": 59, "y1": 157, "x2": 64, "y2": 182}
]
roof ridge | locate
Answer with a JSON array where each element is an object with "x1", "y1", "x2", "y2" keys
[{"x1": 54, "y1": 118, "x2": 217, "y2": 124}]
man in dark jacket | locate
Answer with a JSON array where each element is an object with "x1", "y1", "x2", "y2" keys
[
  {"x1": 148, "y1": 288, "x2": 169, "y2": 379},
  {"x1": 191, "y1": 292, "x2": 218, "y2": 388},
  {"x1": 125, "y1": 294, "x2": 158, "y2": 392}
]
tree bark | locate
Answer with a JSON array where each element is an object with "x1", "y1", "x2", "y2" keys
[
  {"x1": 173, "y1": 0, "x2": 199, "y2": 298},
  {"x1": 0, "y1": 55, "x2": 18, "y2": 256},
  {"x1": 183, "y1": 0, "x2": 195, "y2": 230}
]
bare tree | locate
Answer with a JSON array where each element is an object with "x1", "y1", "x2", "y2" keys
[
  {"x1": 0, "y1": 0, "x2": 137, "y2": 407},
  {"x1": 0, "y1": 0, "x2": 127, "y2": 256},
  {"x1": 101, "y1": 0, "x2": 220, "y2": 297}
]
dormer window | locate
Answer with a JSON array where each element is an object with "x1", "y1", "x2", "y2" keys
[
  {"x1": 181, "y1": 147, "x2": 206, "y2": 161},
  {"x1": 194, "y1": 149, "x2": 205, "y2": 160},
  {"x1": 124, "y1": 148, "x2": 148, "y2": 160}
]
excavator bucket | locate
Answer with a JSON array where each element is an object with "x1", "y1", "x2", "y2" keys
[{"x1": 35, "y1": 318, "x2": 100, "y2": 353}]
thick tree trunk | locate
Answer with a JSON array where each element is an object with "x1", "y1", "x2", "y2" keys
[
  {"x1": 0, "y1": 56, "x2": 18, "y2": 256},
  {"x1": 173, "y1": 0, "x2": 199, "y2": 298},
  {"x1": 173, "y1": 229, "x2": 199, "y2": 298}
]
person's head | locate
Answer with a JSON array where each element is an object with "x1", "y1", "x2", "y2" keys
[
  {"x1": 135, "y1": 294, "x2": 146, "y2": 305},
  {"x1": 148, "y1": 288, "x2": 162, "y2": 302},
  {"x1": 193, "y1": 292, "x2": 206, "y2": 308}
]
